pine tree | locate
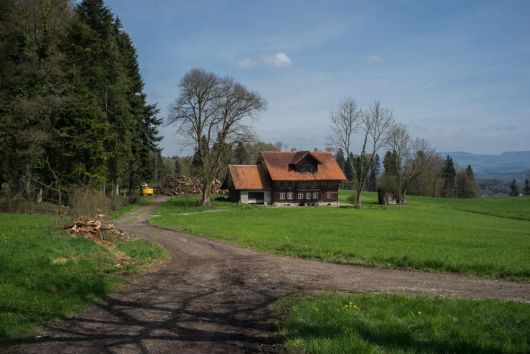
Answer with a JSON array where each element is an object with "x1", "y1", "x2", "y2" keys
[
  {"x1": 233, "y1": 142, "x2": 248, "y2": 164},
  {"x1": 441, "y1": 156, "x2": 456, "y2": 197},
  {"x1": 383, "y1": 150, "x2": 398, "y2": 176},
  {"x1": 510, "y1": 179, "x2": 519, "y2": 196},
  {"x1": 344, "y1": 152, "x2": 354, "y2": 182}
]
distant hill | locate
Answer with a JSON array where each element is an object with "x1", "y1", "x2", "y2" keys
[{"x1": 439, "y1": 151, "x2": 530, "y2": 180}]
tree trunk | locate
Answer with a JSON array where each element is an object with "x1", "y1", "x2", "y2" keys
[
  {"x1": 36, "y1": 188, "x2": 43, "y2": 203},
  {"x1": 431, "y1": 176, "x2": 437, "y2": 197},
  {"x1": 201, "y1": 178, "x2": 212, "y2": 206},
  {"x1": 25, "y1": 161, "x2": 32, "y2": 200},
  {"x1": 354, "y1": 187, "x2": 362, "y2": 208}
]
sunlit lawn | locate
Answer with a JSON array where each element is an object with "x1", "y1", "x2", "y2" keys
[
  {"x1": 275, "y1": 292, "x2": 530, "y2": 353},
  {"x1": 0, "y1": 212, "x2": 166, "y2": 342},
  {"x1": 151, "y1": 192, "x2": 530, "y2": 280}
]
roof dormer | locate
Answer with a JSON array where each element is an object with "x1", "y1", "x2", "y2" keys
[{"x1": 288, "y1": 151, "x2": 321, "y2": 173}]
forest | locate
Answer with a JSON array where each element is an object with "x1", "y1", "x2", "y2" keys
[{"x1": 0, "y1": 0, "x2": 161, "y2": 204}]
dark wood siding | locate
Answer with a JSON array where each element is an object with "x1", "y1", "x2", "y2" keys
[{"x1": 271, "y1": 181, "x2": 339, "y2": 204}]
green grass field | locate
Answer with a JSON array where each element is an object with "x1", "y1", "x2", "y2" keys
[
  {"x1": 0, "y1": 212, "x2": 167, "y2": 343},
  {"x1": 275, "y1": 292, "x2": 530, "y2": 353},
  {"x1": 151, "y1": 192, "x2": 530, "y2": 280}
]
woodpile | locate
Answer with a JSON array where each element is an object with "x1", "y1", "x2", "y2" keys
[
  {"x1": 64, "y1": 217, "x2": 134, "y2": 248},
  {"x1": 157, "y1": 176, "x2": 227, "y2": 196}
]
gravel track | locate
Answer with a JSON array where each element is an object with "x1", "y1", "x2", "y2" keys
[{"x1": 7, "y1": 197, "x2": 530, "y2": 353}]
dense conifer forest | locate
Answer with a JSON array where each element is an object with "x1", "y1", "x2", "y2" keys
[{"x1": 0, "y1": 0, "x2": 161, "y2": 201}]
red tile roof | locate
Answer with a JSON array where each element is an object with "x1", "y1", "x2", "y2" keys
[
  {"x1": 261, "y1": 151, "x2": 346, "y2": 181},
  {"x1": 228, "y1": 165, "x2": 272, "y2": 190}
]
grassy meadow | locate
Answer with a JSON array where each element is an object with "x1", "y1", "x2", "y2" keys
[
  {"x1": 151, "y1": 192, "x2": 530, "y2": 280},
  {"x1": 0, "y1": 212, "x2": 167, "y2": 343},
  {"x1": 275, "y1": 292, "x2": 530, "y2": 353}
]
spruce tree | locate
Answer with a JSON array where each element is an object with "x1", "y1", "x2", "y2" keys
[
  {"x1": 233, "y1": 142, "x2": 249, "y2": 164},
  {"x1": 383, "y1": 150, "x2": 398, "y2": 176},
  {"x1": 441, "y1": 156, "x2": 456, "y2": 197},
  {"x1": 0, "y1": 0, "x2": 160, "y2": 198},
  {"x1": 335, "y1": 148, "x2": 345, "y2": 173}
]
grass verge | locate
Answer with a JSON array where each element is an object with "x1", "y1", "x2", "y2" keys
[
  {"x1": 275, "y1": 292, "x2": 530, "y2": 353},
  {"x1": 151, "y1": 192, "x2": 530, "y2": 280},
  {"x1": 0, "y1": 212, "x2": 167, "y2": 343}
]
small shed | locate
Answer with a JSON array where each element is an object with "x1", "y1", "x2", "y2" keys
[{"x1": 228, "y1": 165, "x2": 272, "y2": 205}]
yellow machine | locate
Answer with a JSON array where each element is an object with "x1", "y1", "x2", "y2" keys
[{"x1": 141, "y1": 183, "x2": 154, "y2": 196}]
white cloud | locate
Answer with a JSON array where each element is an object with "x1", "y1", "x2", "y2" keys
[
  {"x1": 237, "y1": 58, "x2": 259, "y2": 69},
  {"x1": 367, "y1": 55, "x2": 384, "y2": 64},
  {"x1": 238, "y1": 52, "x2": 292, "y2": 69},
  {"x1": 262, "y1": 52, "x2": 292, "y2": 68}
]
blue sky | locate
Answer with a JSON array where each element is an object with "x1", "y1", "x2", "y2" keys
[{"x1": 105, "y1": 0, "x2": 530, "y2": 156}]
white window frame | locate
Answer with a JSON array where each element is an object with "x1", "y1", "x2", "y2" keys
[
  {"x1": 297, "y1": 192, "x2": 304, "y2": 200},
  {"x1": 287, "y1": 192, "x2": 293, "y2": 200},
  {"x1": 306, "y1": 192, "x2": 311, "y2": 200},
  {"x1": 313, "y1": 191, "x2": 319, "y2": 200},
  {"x1": 326, "y1": 191, "x2": 332, "y2": 199},
  {"x1": 279, "y1": 192, "x2": 285, "y2": 200}
]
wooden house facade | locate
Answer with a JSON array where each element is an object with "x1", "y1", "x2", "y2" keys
[{"x1": 228, "y1": 151, "x2": 346, "y2": 206}]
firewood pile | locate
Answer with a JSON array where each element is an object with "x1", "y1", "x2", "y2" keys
[
  {"x1": 64, "y1": 217, "x2": 135, "y2": 248},
  {"x1": 157, "y1": 176, "x2": 227, "y2": 196}
]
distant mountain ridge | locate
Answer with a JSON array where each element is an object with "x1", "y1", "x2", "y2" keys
[{"x1": 439, "y1": 151, "x2": 530, "y2": 180}]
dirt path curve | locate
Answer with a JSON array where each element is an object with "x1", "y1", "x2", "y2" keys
[{"x1": 8, "y1": 197, "x2": 530, "y2": 354}]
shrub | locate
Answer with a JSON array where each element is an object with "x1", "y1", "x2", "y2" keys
[{"x1": 69, "y1": 187, "x2": 112, "y2": 218}]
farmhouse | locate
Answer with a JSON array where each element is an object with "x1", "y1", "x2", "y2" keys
[{"x1": 228, "y1": 151, "x2": 346, "y2": 206}]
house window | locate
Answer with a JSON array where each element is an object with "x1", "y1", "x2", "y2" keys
[
  {"x1": 313, "y1": 191, "x2": 319, "y2": 199},
  {"x1": 326, "y1": 191, "x2": 332, "y2": 199},
  {"x1": 297, "y1": 165, "x2": 315, "y2": 173},
  {"x1": 297, "y1": 192, "x2": 304, "y2": 200},
  {"x1": 306, "y1": 192, "x2": 311, "y2": 200},
  {"x1": 279, "y1": 192, "x2": 285, "y2": 200},
  {"x1": 287, "y1": 192, "x2": 293, "y2": 200}
]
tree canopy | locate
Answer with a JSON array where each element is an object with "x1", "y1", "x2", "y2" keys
[{"x1": 0, "y1": 0, "x2": 161, "y2": 201}]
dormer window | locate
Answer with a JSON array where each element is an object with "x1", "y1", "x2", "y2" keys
[{"x1": 296, "y1": 164, "x2": 316, "y2": 173}]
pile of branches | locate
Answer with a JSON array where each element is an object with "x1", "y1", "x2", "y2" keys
[
  {"x1": 157, "y1": 176, "x2": 226, "y2": 196},
  {"x1": 64, "y1": 217, "x2": 135, "y2": 248}
]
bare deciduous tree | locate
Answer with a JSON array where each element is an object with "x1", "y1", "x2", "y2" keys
[
  {"x1": 387, "y1": 123, "x2": 437, "y2": 203},
  {"x1": 386, "y1": 123, "x2": 410, "y2": 203},
  {"x1": 329, "y1": 99, "x2": 393, "y2": 208},
  {"x1": 168, "y1": 68, "x2": 266, "y2": 205}
]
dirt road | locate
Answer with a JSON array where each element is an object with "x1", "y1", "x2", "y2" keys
[{"x1": 8, "y1": 198, "x2": 530, "y2": 353}]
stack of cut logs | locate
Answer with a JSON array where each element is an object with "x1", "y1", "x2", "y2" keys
[
  {"x1": 157, "y1": 176, "x2": 226, "y2": 196},
  {"x1": 64, "y1": 217, "x2": 134, "y2": 248}
]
